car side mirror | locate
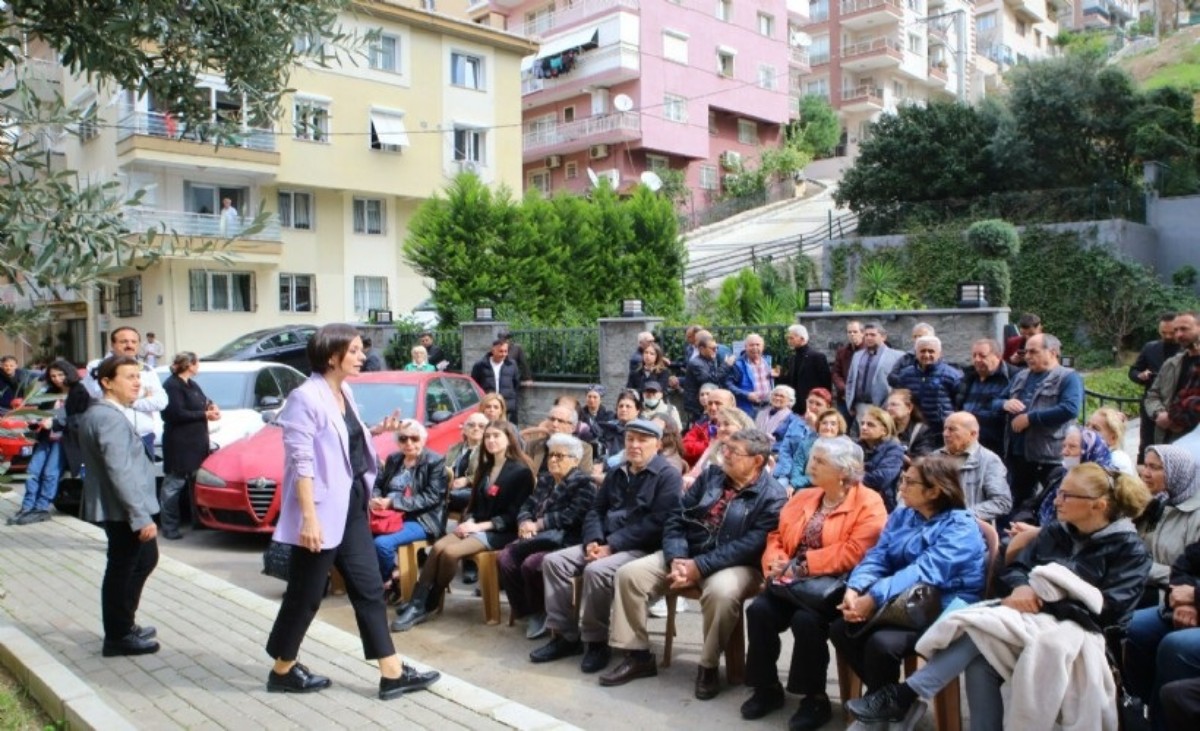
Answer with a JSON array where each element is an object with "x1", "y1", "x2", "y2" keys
[
  {"x1": 429, "y1": 410, "x2": 453, "y2": 425},
  {"x1": 261, "y1": 410, "x2": 279, "y2": 424},
  {"x1": 258, "y1": 395, "x2": 282, "y2": 409}
]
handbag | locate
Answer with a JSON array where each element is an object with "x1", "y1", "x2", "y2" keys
[
  {"x1": 369, "y1": 508, "x2": 404, "y2": 536},
  {"x1": 847, "y1": 583, "x2": 942, "y2": 637},
  {"x1": 262, "y1": 540, "x2": 293, "y2": 581},
  {"x1": 766, "y1": 572, "x2": 848, "y2": 614}
]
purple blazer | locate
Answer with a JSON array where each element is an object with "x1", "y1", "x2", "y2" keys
[{"x1": 272, "y1": 374, "x2": 379, "y2": 550}]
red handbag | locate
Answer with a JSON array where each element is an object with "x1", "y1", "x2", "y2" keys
[{"x1": 369, "y1": 508, "x2": 404, "y2": 535}]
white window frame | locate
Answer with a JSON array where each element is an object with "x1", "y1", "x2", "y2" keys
[
  {"x1": 189, "y1": 270, "x2": 256, "y2": 313},
  {"x1": 293, "y1": 96, "x2": 330, "y2": 142},
  {"x1": 450, "y1": 52, "x2": 485, "y2": 90},
  {"x1": 737, "y1": 119, "x2": 758, "y2": 145},
  {"x1": 370, "y1": 34, "x2": 399, "y2": 73},
  {"x1": 663, "y1": 94, "x2": 688, "y2": 123},
  {"x1": 116, "y1": 275, "x2": 142, "y2": 317},
  {"x1": 453, "y1": 127, "x2": 485, "y2": 163},
  {"x1": 663, "y1": 31, "x2": 689, "y2": 64},
  {"x1": 279, "y1": 273, "x2": 316, "y2": 313},
  {"x1": 758, "y1": 13, "x2": 775, "y2": 38},
  {"x1": 369, "y1": 109, "x2": 409, "y2": 152},
  {"x1": 529, "y1": 170, "x2": 551, "y2": 195},
  {"x1": 699, "y1": 164, "x2": 719, "y2": 190},
  {"x1": 716, "y1": 0, "x2": 732, "y2": 22},
  {"x1": 646, "y1": 154, "x2": 669, "y2": 171},
  {"x1": 806, "y1": 78, "x2": 829, "y2": 98},
  {"x1": 353, "y1": 276, "x2": 389, "y2": 315},
  {"x1": 757, "y1": 64, "x2": 777, "y2": 90},
  {"x1": 717, "y1": 50, "x2": 735, "y2": 78},
  {"x1": 562, "y1": 105, "x2": 575, "y2": 123},
  {"x1": 565, "y1": 161, "x2": 579, "y2": 180},
  {"x1": 352, "y1": 198, "x2": 386, "y2": 235},
  {"x1": 278, "y1": 190, "x2": 314, "y2": 230}
]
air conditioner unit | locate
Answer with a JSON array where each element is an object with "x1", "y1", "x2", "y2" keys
[
  {"x1": 589, "y1": 144, "x2": 609, "y2": 160},
  {"x1": 457, "y1": 159, "x2": 480, "y2": 174},
  {"x1": 545, "y1": 154, "x2": 563, "y2": 168},
  {"x1": 719, "y1": 150, "x2": 742, "y2": 170}
]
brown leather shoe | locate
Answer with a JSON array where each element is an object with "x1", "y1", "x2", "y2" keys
[
  {"x1": 598, "y1": 652, "x2": 657, "y2": 687},
  {"x1": 694, "y1": 665, "x2": 720, "y2": 700}
]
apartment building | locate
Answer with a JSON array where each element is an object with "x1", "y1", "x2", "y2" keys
[
  {"x1": 468, "y1": 0, "x2": 804, "y2": 206},
  {"x1": 972, "y1": 0, "x2": 1062, "y2": 97},
  {"x1": 1070, "y1": 0, "x2": 1137, "y2": 29},
  {"x1": 1, "y1": 2, "x2": 534, "y2": 362}
]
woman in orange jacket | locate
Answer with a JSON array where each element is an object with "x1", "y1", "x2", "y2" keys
[{"x1": 741, "y1": 435, "x2": 888, "y2": 731}]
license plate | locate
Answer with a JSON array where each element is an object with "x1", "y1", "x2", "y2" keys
[{"x1": 19, "y1": 445, "x2": 33, "y2": 457}]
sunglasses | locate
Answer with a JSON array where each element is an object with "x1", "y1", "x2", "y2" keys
[{"x1": 397, "y1": 435, "x2": 421, "y2": 443}]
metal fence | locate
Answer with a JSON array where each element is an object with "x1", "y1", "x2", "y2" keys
[
  {"x1": 1081, "y1": 388, "x2": 1142, "y2": 422},
  {"x1": 507, "y1": 327, "x2": 600, "y2": 383},
  {"x1": 684, "y1": 210, "x2": 858, "y2": 286},
  {"x1": 385, "y1": 330, "x2": 464, "y2": 373},
  {"x1": 677, "y1": 181, "x2": 797, "y2": 233},
  {"x1": 656, "y1": 324, "x2": 793, "y2": 370}
]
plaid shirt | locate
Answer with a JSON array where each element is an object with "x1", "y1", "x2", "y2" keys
[{"x1": 749, "y1": 357, "x2": 773, "y2": 403}]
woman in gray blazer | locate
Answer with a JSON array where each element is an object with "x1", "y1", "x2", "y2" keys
[{"x1": 79, "y1": 356, "x2": 161, "y2": 657}]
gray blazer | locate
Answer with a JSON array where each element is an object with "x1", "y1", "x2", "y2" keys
[
  {"x1": 845, "y1": 345, "x2": 903, "y2": 407},
  {"x1": 79, "y1": 399, "x2": 159, "y2": 531},
  {"x1": 938, "y1": 442, "x2": 1012, "y2": 523}
]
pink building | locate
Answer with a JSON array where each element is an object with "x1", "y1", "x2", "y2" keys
[{"x1": 469, "y1": 0, "x2": 804, "y2": 207}]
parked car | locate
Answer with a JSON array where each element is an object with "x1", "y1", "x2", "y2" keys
[
  {"x1": 0, "y1": 412, "x2": 36, "y2": 473},
  {"x1": 192, "y1": 371, "x2": 484, "y2": 533},
  {"x1": 206, "y1": 325, "x2": 318, "y2": 374}
]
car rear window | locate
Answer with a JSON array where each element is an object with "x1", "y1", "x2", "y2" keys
[
  {"x1": 349, "y1": 383, "x2": 419, "y2": 426},
  {"x1": 188, "y1": 372, "x2": 250, "y2": 410}
]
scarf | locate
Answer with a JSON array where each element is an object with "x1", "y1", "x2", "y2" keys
[{"x1": 1148, "y1": 444, "x2": 1200, "y2": 507}]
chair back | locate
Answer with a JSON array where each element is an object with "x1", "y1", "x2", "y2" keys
[{"x1": 976, "y1": 518, "x2": 1001, "y2": 599}]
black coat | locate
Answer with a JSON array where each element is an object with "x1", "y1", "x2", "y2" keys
[
  {"x1": 470, "y1": 357, "x2": 521, "y2": 418},
  {"x1": 162, "y1": 373, "x2": 211, "y2": 475},
  {"x1": 372, "y1": 449, "x2": 448, "y2": 540},
  {"x1": 517, "y1": 467, "x2": 595, "y2": 547},
  {"x1": 1129, "y1": 339, "x2": 1181, "y2": 394},
  {"x1": 781, "y1": 345, "x2": 833, "y2": 414},
  {"x1": 582, "y1": 453, "x2": 682, "y2": 553},
  {"x1": 684, "y1": 355, "x2": 733, "y2": 418},
  {"x1": 662, "y1": 465, "x2": 786, "y2": 577},
  {"x1": 465, "y1": 459, "x2": 534, "y2": 548},
  {"x1": 1003, "y1": 519, "x2": 1151, "y2": 631}
]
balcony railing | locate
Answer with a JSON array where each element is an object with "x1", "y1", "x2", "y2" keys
[
  {"x1": 810, "y1": 51, "x2": 831, "y2": 65},
  {"x1": 116, "y1": 111, "x2": 276, "y2": 153},
  {"x1": 841, "y1": 36, "x2": 905, "y2": 59},
  {"x1": 790, "y1": 47, "x2": 811, "y2": 66},
  {"x1": 839, "y1": 0, "x2": 904, "y2": 15},
  {"x1": 520, "y1": 0, "x2": 639, "y2": 38},
  {"x1": 122, "y1": 207, "x2": 282, "y2": 242},
  {"x1": 841, "y1": 85, "x2": 884, "y2": 103},
  {"x1": 522, "y1": 42, "x2": 639, "y2": 96},
  {"x1": 523, "y1": 112, "x2": 641, "y2": 152}
]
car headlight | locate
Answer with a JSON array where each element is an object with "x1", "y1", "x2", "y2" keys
[{"x1": 195, "y1": 467, "x2": 227, "y2": 488}]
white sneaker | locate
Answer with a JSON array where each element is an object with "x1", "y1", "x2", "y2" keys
[{"x1": 648, "y1": 597, "x2": 668, "y2": 618}]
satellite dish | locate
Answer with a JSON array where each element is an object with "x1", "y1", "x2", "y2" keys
[
  {"x1": 613, "y1": 94, "x2": 634, "y2": 112},
  {"x1": 791, "y1": 31, "x2": 812, "y2": 47},
  {"x1": 587, "y1": 167, "x2": 600, "y2": 186},
  {"x1": 640, "y1": 171, "x2": 663, "y2": 192}
]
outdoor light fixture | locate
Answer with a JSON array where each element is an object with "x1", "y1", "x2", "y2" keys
[
  {"x1": 1061, "y1": 355, "x2": 1075, "y2": 368},
  {"x1": 956, "y1": 282, "x2": 988, "y2": 309},
  {"x1": 804, "y1": 289, "x2": 833, "y2": 312},
  {"x1": 621, "y1": 299, "x2": 644, "y2": 317},
  {"x1": 474, "y1": 305, "x2": 494, "y2": 322},
  {"x1": 370, "y1": 309, "x2": 393, "y2": 324}
]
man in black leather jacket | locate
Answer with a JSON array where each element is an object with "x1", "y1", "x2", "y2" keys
[{"x1": 599, "y1": 428, "x2": 786, "y2": 699}]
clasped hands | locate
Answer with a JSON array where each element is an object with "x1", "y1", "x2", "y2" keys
[
  {"x1": 1004, "y1": 399, "x2": 1030, "y2": 433},
  {"x1": 517, "y1": 520, "x2": 540, "y2": 540},
  {"x1": 837, "y1": 589, "x2": 876, "y2": 624},
  {"x1": 668, "y1": 558, "x2": 700, "y2": 590},
  {"x1": 1169, "y1": 584, "x2": 1197, "y2": 629}
]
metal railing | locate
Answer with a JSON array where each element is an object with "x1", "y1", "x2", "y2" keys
[
  {"x1": 116, "y1": 111, "x2": 276, "y2": 152},
  {"x1": 522, "y1": 41, "x2": 640, "y2": 96},
  {"x1": 656, "y1": 325, "x2": 793, "y2": 369},
  {"x1": 790, "y1": 47, "x2": 811, "y2": 66},
  {"x1": 839, "y1": 0, "x2": 904, "y2": 14},
  {"x1": 121, "y1": 207, "x2": 282, "y2": 241},
  {"x1": 840, "y1": 85, "x2": 885, "y2": 104},
  {"x1": 386, "y1": 330, "x2": 464, "y2": 373},
  {"x1": 841, "y1": 36, "x2": 904, "y2": 59},
  {"x1": 1081, "y1": 389, "x2": 1142, "y2": 421},
  {"x1": 523, "y1": 111, "x2": 640, "y2": 152},
  {"x1": 520, "y1": 0, "x2": 639, "y2": 37},
  {"x1": 684, "y1": 210, "x2": 859, "y2": 286},
  {"x1": 506, "y1": 327, "x2": 601, "y2": 382}
]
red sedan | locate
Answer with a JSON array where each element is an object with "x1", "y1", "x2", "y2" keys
[
  {"x1": 0, "y1": 413, "x2": 36, "y2": 473},
  {"x1": 193, "y1": 371, "x2": 484, "y2": 533}
]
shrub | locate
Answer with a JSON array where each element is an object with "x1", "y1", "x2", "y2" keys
[
  {"x1": 972, "y1": 259, "x2": 1012, "y2": 308},
  {"x1": 966, "y1": 219, "x2": 1021, "y2": 259}
]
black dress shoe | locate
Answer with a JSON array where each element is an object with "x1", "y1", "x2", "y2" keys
[
  {"x1": 267, "y1": 663, "x2": 332, "y2": 693},
  {"x1": 845, "y1": 683, "x2": 918, "y2": 724},
  {"x1": 598, "y1": 651, "x2": 657, "y2": 687},
  {"x1": 132, "y1": 624, "x2": 157, "y2": 641},
  {"x1": 580, "y1": 642, "x2": 612, "y2": 674},
  {"x1": 390, "y1": 602, "x2": 432, "y2": 632},
  {"x1": 529, "y1": 636, "x2": 584, "y2": 663},
  {"x1": 102, "y1": 632, "x2": 160, "y2": 657},
  {"x1": 741, "y1": 684, "x2": 786, "y2": 720},
  {"x1": 379, "y1": 665, "x2": 440, "y2": 700},
  {"x1": 694, "y1": 665, "x2": 720, "y2": 700},
  {"x1": 788, "y1": 695, "x2": 832, "y2": 731}
]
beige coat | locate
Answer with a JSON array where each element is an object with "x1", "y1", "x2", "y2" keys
[{"x1": 1143, "y1": 491, "x2": 1200, "y2": 587}]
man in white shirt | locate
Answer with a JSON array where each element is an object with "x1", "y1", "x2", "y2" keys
[
  {"x1": 141, "y1": 332, "x2": 165, "y2": 368},
  {"x1": 85, "y1": 327, "x2": 167, "y2": 455},
  {"x1": 219, "y1": 197, "x2": 239, "y2": 235}
]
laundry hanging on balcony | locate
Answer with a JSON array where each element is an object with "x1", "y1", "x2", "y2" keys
[{"x1": 526, "y1": 26, "x2": 600, "y2": 80}]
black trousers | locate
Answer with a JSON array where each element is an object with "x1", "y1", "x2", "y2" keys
[
  {"x1": 745, "y1": 591, "x2": 835, "y2": 695},
  {"x1": 828, "y1": 618, "x2": 918, "y2": 693},
  {"x1": 101, "y1": 521, "x2": 159, "y2": 641},
  {"x1": 266, "y1": 480, "x2": 395, "y2": 662},
  {"x1": 1163, "y1": 678, "x2": 1200, "y2": 731}
]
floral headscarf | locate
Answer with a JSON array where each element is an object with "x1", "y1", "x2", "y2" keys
[{"x1": 1148, "y1": 444, "x2": 1200, "y2": 507}]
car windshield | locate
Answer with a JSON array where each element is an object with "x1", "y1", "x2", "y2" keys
[
  {"x1": 208, "y1": 332, "x2": 267, "y2": 359},
  {"x1": 348, "y1": 383, "x2": 419, "y2": 426},
  {"x1": 188, "y1": 372, "x2": 250, "y2": 410}
]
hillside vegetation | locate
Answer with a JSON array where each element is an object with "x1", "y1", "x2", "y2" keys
[{"x1": 1118, "y1": 24, "x2": 1200, "y2": 98}]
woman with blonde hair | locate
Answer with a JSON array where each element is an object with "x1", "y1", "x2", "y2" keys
[
  {"x1": 856, "y1": 407, "x2": 905, "y2": 511},
  {"x1": 1087, "y1": 407, "x2": 1135, "y2": 474}
]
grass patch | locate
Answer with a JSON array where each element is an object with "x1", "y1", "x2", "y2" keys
[
  {"x1": 1143, "y1": 44, "x2": 1200, "y2": 90},
  {"x1": 1082, "y1": 366, "x2": 1143, "y2": 419},
  {"x1": 0, "y1": 663, "x2": 55, "y2": 731}
]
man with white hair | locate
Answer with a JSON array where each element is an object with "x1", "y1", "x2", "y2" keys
[
  {"x1": 729, "y1": 333, "x2": 776, "y2": 418},
  {"x1": 779, "y1": 324, "x2": 831, "y2": 416},
  {"x1": 888, "y1": 335, "x2": 962, "y2": 445},
  {"x1": 889, "y1": 322, "x2": 936, "y2": 378}
]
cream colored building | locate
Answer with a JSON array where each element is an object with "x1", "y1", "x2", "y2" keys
[
  {"x1": 973, "y1": 0, "x2": 1062, "y2": 95},
  {"x1": 1, "y1": 1, "x2": 533, "y2": 364}
]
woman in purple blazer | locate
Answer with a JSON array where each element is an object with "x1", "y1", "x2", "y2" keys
[{"x1": 264, "y1": 324, "x2": 439, "y2": 700}]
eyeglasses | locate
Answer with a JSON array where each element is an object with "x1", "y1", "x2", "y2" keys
[
  {"x1": 397, "y1": 435, "x2": 421, "y2": 443},
  {"x1": 899, "y1": 475, "x2": 925, "y2": 488},
  {"x1": 464, "y1": 422, "x2": 486, "y2": 429},
  {"x1": 547, "y1": 452, "x2": 577, "y2": 461},
  {"x1": 721, "y1": 445, "x2": 752, "y2": 458},
  {"x1": 547, "y1": 416, "x2": 573, "y2": 426}
]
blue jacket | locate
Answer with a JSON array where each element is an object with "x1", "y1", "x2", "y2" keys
[
  {"x1": 888, "y1": 360, "x2": 963, "y2": 436},
  {"x1": 774, "y1": 419, "x2": 815, "y2": 489},
  {"x1": 847, "y1": 507, "x2": 987, "y2": 610},
  {"x1": 956, "y1": 362, "x2": 1015, "y2": 456},
  {"x1": 862, "y1": 439, "x2": 905, "y2": 512},
  {"x1": 729, "y1": 352, "x2": 774, "y2": 417}
]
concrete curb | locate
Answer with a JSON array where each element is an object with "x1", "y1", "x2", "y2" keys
[{"x1": 0, "y1": 623, "x2": 135, "y2": 731}]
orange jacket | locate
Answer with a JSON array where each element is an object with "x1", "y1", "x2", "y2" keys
[{"x1": 761, "y1": 484, "x2": 887, "y2": 577}]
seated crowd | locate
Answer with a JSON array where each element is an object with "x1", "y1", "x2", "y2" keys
[{"x1": 362, "y1": 315, "x2": 1200, "y2": 730}]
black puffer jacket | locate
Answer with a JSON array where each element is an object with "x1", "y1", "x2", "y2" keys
[
  {"x1": 371, "y1": 449, "x2": 448, "y2": 541},
  {"x1": 662, "y1": 465, "x2": 787, "y2": 577},
  {"x1": 582, "y1": 453, "x2": 682, "y2": 553},
  {"x1": 1003, "y1": 518, "x2": 1151, "y2": 631},
  {"x1": 517, "y1": 467, "x2": 595, "y2": 546}
]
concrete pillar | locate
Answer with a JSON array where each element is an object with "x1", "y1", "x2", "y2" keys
[
  {"x1": 460, "y1": 320, "x2": 508, "y2": 376},
  {"x1": 598, "y1": 317, "x2": 663, "y2": 399}
]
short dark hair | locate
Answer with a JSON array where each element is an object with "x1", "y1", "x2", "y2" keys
[
  {"x1": 419, "y1": 331, "x2": 434, "y2": 339},
  {"x1": 729, "y1": 429, "x2": 773, "y2": 459},
  {"x1": 96, "y1": 355, "x2": 140, "y2": 385},
  {"x1": 1017, "y1": 313, "x2": 1041, "y2": 328},
  {"x1": 109, "y1": 326, "x2": 139, "y2": 344},
  {"x1": 307, "y1": 323, "x2": 360, "y2": 374},
  {"x1": 491, "y1": 338, "x2": 508, "y2": 349},
  {"x1": 0, "y1": 355, "x2": 16, "y2": 365},
  {"x1": 1160, "y1": 312, "x2": 1178, "y2": 322},
  {"x1": 910, "y1": 454, "x2": 967, "y2": 513},
  {"x1": 362, "y1": 337, "x2": 373, "y2": 349}
]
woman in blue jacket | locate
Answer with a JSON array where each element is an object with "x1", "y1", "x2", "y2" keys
[
  {"x1": 857, "y1": 407, "x2": 906, "y2": 512},
  {"x1": 829, "y1": 453, "x2": 987, "y2": 694}
]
